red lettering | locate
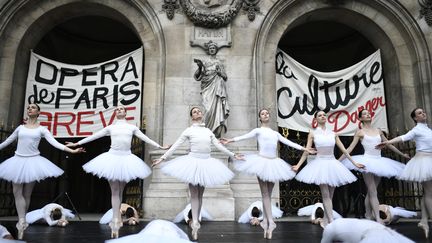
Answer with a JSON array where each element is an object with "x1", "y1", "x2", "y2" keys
[
  {"x1": 125, "y1": 106, "x2": 136, "y2": 122},
  {"x1": 39, "y1": 111, "x2": 52, "y2": 131},
  {"x1": 99, "y1": 110, "x2": 116, "y2": 127},
  {"x1": 76, "y1": 111, "x2": 94, "y2": 136},
  {"x1": 53, "y1": 112, "x2": 75, "y2": 136},
  {"x1": 328, "y1": 110, "x2": 350, "y2": 132}
]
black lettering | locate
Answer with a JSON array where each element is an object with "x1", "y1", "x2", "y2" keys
[
  {"x1": 119, "y1": 81, "x2": 140, "y2": 105},
  {"x1": 93, "y1": 87, "x2": 109, "y2": 109},
  {"x1": 82, "y1": 68, "x2": 98, "y2": 86},
  {"x1": 35, "y1": 60, "x2": 57, "y2": 85},
  {"x1": 120, "y1": 57, "x2": 138, "y2": 81},
  {"x1": 101, "y1": 61, "x2": 119, "y2": 84},
  {"x1": 59, "y1": 68, "x2": 79, "y2": 86},
  {"x1": 55, "y1": 88, "x2": 77, "y2": 108},
  {"x1": 74, "y1": 89, "x2": 91, "y2": 109}
]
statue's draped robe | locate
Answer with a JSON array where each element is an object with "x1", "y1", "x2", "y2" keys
[{"x1": 195, "y1": 57, "x2": 229, "y2": 137}]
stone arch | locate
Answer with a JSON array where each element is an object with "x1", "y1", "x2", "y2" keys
[
  {"x1": 0, "y1": 0, "x2": 165, "y2": 141},
  {"x1": 254, "y1": 0, "x2": 432, "y2": 131}
]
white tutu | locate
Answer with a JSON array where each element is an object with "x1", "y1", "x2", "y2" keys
[
  {"x1": 295, "y1": 156, "x2": 357, "y2": 187},
  {"x1": 0, "y1": 155, "x2": 63, "y2": 183},
  {"x1": 161, "y1": 153, "x2": 234, "y2": 187},
  {"x1": 398, "y1": 152, "x2": 432, "y2": 182},
  {"x1": 233, "y1": 154, "x2": 295, "y2": 182},
  {"x1": 297, "y1": 203, "x2": 342, "y2": 220},
  {"x1": 83, "y1": 149, "x2": 151, "y2": 182},
  {"x1": 342, "y1": 155, "x2": 405, "y2": 178},
  {"x1": 359, "y1": 227, "x2": 414, "y2": 243},
  {"x1": 106, "y1": 219, "x2": 192, "y2": 243}
]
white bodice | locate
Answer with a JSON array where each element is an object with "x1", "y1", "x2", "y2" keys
[
  {"x1": 400, "y1": 123, "x2": 432, "y2": 152},
  {"x1": 314, "y1": 128, "x2": 335, "y2": 157},
  {"x1": 0, "y1": 125, "x2": 65, "y2": 157},
  {"x1": 233, "y1": 127, "x2": 303, "y2": 158},
  {"x1": 161, "y1": 124, "x2": 234, "y2": 159},
  {"x1": 361, "y1": 134, "x2": 381, "y2": 157},
  {"x1": 77, "y1": 120, "x2": 160, "y2": 152}
]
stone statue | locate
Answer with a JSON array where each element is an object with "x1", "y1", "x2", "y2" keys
[{"x1": 194, "y1": 41, "x2": 229, "y2": 138}]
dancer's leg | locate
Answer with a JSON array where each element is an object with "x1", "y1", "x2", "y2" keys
[
  {"x1": 420, "y1": 197, "x2": 428, "y2": 226},
  {"x1": 23, "y1": 182, "x2": 35, "y2": 212},
  {"x1": 108, "y1": 180, "x2": 123, "y2": 238},
  {"x1": 119, "y1": 181, "x2": 127, "y2": 205},
  {"x1": 363, "y1": 173, "x2": 382, "y2": 224},
  {"x1": 265, "y1": 181, "x2": 276, "y2": 239},
  {"x1": 13, "y1": 183, "x2": 28, "y2": 239},
  {"x1": 319, "y1": 184, "x2": 334, "y2": 227},
  {"x1": 12, "y1": 184, "x2": 26, "y2": 220},
  {"x1": 197, "y1": 185, "x2": 205, "y2": 220},
  {"x1": 188, "y1": 184, "x2": 201, "y2": 240},
  {"x1": 258, "y1": 178, "x2": 273, "y2": 238},
  {"x1": 419, "y1": 180, "x2": 432, "y2": 238}
]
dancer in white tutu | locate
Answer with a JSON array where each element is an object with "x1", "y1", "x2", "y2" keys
[
  {"x1": 0, "y1": 103, "x2": 84, "y2": 239},
  {"x1": 152, "y1": 107, "x2": 243, "y2": 240},
  {"x1": 377, "y1": 107, "x2": 432, "y2": 238},
  {"x1": 238, "y1": 200, "x2": 283, "y2": 226},
  {"x1": 321, "y1": 218, "x2": 414, "y2": 243},
  {"x1": 293, "y1": 110, "x2": 364, "y2": 227},
  {"x1": 340, "y1": 109, "x2": 409, "y2": 223},
  {"x1": 297, "y1": 202, "x2": 342, "y2": 225},
  {"x1": 378, "y1": 204, "x2": 417, "y2": 225},
  {"x1": 106, "y1": 219, "x2": 192, "y2": 243},
  {"x1": 173, "y1": 203, "x2": 213, "y2": 225},
  {"x1": 26, "y1": 203, "x2": 74, "y2": 227},
  {"x1": 221, "y1": 108, "x2": 314, "y2": 238},
  {"x1": 67, "y1": 106, "x2": 167, "y2": 238},
  {"x1": 0, "y1": 224, "x2": 14, "y2": 240},
  {"x1": 99, "y1": 203, "x2": 139, "y2": 226}
]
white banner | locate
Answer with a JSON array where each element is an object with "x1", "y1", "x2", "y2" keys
[
  {"x1": 276, "y1": 49, "x2": 388, "y2": 136},
  {"x1": 24, "y1": 47, "x2": 143, "y2": 137}
]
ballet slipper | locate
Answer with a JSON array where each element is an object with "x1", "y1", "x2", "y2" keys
[
  {"x1": 191, "y1": 221, "x2": 200, "y2": 240},
  {"x1": 267, "y1": 222, "x2": 276, "y2": 239},
  {"x1": 109, "y1": 218, "x2": 122, "y2": 238},
  {"x1": 16, "y1": 218, "x2": 28, "y2": 240},
  {"x1": 418, "y1": 222, "x2": 429, "y2": 239},
  {"x1": 260, "y1": 221, "x2": 268, "y2": 239}
]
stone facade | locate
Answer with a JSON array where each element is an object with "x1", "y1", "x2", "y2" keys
[{"x1": 0, "y1": 0, "x2": 430, "y2": 220}]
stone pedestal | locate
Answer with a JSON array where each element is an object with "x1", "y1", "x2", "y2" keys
[{"x1": 143, "y1": 149, "x2": 235, "y2": 220}]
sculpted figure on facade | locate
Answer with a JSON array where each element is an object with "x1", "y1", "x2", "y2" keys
[{"x1": 193, "y1": 41, "x2": 229, "y2": 138}]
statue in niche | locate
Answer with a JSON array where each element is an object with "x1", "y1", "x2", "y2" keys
[{"x1": 193, "y1": 41, "x2": 229, "y2": 138}]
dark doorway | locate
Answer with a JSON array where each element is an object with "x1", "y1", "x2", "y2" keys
[
  {"x1": 30, "y1": 16, "x2": 141, "y2": 213},
  {"x1": 277, "y1": 21, "x2": 376, "y2": 216}
]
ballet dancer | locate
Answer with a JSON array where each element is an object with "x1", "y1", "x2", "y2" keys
[
  {"x1": 67, "y1": 106, "x2": 167, "y2": 238},
  {"x1": 321, "y1": 218, "x2": 414, "y2": 243},
  {"x1": 376, "y1": 107, "x2": 432, "y2": 238},
  {"x1": 293, "y1": 110, "x2": 364, "y2": 227},
  {"x1": 378, "y1": 204, "x2": 417, "y2": 225},
  {"x1": 340, "y1": 109, "x2": 408, "y2": 223},
  {"x1": 99, "y1": 203, "x2": 139, "y2": 226},
  {"x1": 173, "y1": 203, "x2": 213, "y2": 225},
  {"x1": 26, "y1": 202, "x2": 74, "y2": 227},
  {"x1": 238, "y1": 200, "x2": 283, "y2": 226},
  {"x1": 0, "y1": 103, "x2": 84, "y2": 239},
  {"x1": 297, "y1": 202, "x2": 342, "y2": 225},
  {"x1": 220, "y1": 108, "x2": 315, "y2": 238},
  {"x1": 106, "y1": 219, "x2": 192, "y2": 243},
  {"x1": 152, "y1": 107, "x2": 243, "y2": 240}
]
